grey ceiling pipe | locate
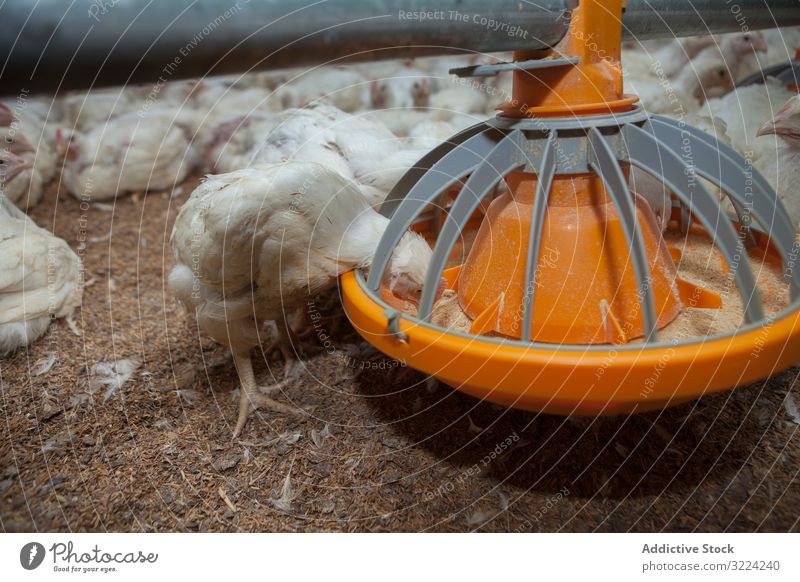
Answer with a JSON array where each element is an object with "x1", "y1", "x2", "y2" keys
[{"x1": 0, "y1": 0, "x2": 798, "y2": 95}]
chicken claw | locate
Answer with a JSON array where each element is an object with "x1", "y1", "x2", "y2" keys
[{"x1": 232, "y1": 351, "x2": 299, "y2": 438}]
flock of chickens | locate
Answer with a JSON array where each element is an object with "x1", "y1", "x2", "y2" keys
[{"x1": 1, "y1": 28, "x2": 799, "y2": 435}]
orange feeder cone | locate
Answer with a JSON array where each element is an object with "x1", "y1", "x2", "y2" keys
[{"x1": 457, "y1": 172, "x2": 682, "y2": 344}]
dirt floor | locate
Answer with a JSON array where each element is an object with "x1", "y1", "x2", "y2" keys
[{"x1": 1, "y1": 175, "x2": 799, "y2": 533}]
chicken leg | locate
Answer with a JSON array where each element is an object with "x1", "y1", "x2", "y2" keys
[
  {"x1": 265, "y1": 312, "x2": 303, "y2": 375},
  {"x1": 232, "y1": 350, "x2": 298, "y2": 438}
]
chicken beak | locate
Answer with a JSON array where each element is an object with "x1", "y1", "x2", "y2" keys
[
  {"x1": 757, "y1": 104, "x2": 800, "y2": 139},
  {"x1": 1, "y1": 152, "x2": 31, "y2": 182},
  {"x1": 752, "y1": 33, "x2": 768, "y2": 53}
]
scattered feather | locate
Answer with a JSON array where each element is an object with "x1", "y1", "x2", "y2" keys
[
  {"x1": 270, "y1": 459, "x2": 295, "y2": 513},
  {"x1": 467, "y1": 414, "x2": 483, "y2": 434},
  {"x1": 176, "y1": 389, "x2": 202, "y2": 406},
  {"x1": 170, "y1": 186, "x2": 184, "y2": 199},
  {"x1": 466, "y1": 508, "x2": 494, "y2": 527},
  {"x1": 86, "y1": 358, "x2": 141, "y2": 403},
  {"x1": 497, "y1": 490, "x2": 509, "y2": 512},
  {"x1": 310, "y1": 424, "x2": 331, "y2": 449},
  {"x1": 32, "y1": 354, "x2": 57, "y2": 376},
  {"x1": 94, "y1": 202, "x2": 115, "y2": 212},
  {"x1": 281, "y1": 431, "x2": 302, "y2": 445},
  {"x1": 425, "y1": 377, "x2": 439, "y2": 393},
  {"x1": 784, "y1": 394, "x2": 800, "y2": 425}
]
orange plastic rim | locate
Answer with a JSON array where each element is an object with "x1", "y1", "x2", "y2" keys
[{"x1": 341, "y1": 271, "x2": 800, "y2": 415}]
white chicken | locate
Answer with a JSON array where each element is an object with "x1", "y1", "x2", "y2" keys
[
  {"x1": 0, "y1": 160, "x2": 83, "y2": 355},
  {"x1": 360, "y1": 109, "x2": 433, "y2": 137},
  {"x1": 282, "y1": 67, "x2": 371, "y2": 112},
  {"x1": 252, "y1": 104, "x2": 428, "y2": 206},
  {"x1": 370, "y1": 66, "x2": 431, "y2": 109},
  {"x1": 622, "y1": 32, "x2": 765, "y2": 83},
  {"x1": 736, "y1": 26, "x2": 800, "y2": 82},
  {"x1": 202, "y1": 112, "x2": 279, "y2": 174},
  {"x1": 57, "y1": 110, "x2": 196, "y2": 201},
  {"x1": 754, "y1": 95, "x2": 800, "y2": 226},
  {"x1": 625, "y1": 55, "x2": 733, "y2": 115},
  {"x1": 622, "y1": 35, "x2": 717, "y2": 80},
  {"x1": 691, "y1": 31, "x2": 769, "y2": 94},
  {"x1": 704, "y1": 77, "x2": 795, "y2": 162},
  {"x1": 193, "y1": 82, "x2": 287, "y2": 114},
  {"x1": 0, "y1": 103, "x2": 59, "y2": 210},
  {"x1": 61, "y1": 87, "x2": 135, "y2": 132},
  {"x1": 428, "y1": 84, "x2": 490, "y2": 121},
  {"x1": 169, "y1": 161, "x2": 442, "y2": 436},
  {"x1": 0, "y1": 151, "x2": 29, "y2": 195},
  {"x1": 407, "y1": 119, "x2": 460, "y2": 149}
]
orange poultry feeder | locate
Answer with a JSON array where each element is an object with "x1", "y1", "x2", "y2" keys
[{"x1": 342, "y1": 0, "x2": 800, "y2": 415}]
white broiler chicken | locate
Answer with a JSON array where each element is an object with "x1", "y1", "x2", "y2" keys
[
  {"x1": 735, "y1": 26, "x2": 800, "y2": 82},
  {"x1": 193, "y1": 81, "x2": 287, "y2": 114},
  {"x1": 328, "y1": 109, "x2": 429, "y2": 203},
  {"x1": 61, "y1": 87, "x2": 135, "y2": 132},
  {"x1": 625, "y1": 55, "x2": 733, "y2": 115},
  {"x1": 0, "y1": 103, "x2": 59, "y2": 210},
  {"x1": 58, "y1": 110, "x2": 195, "y2": 201},
  {"x1": 202, "y1": 112, "x2": 279, "y2": 174},
  {"x1": 370, "y1": 66, "x2": 431, "y2": 109},
  {"x1": 407, "y1": 119, "x2": 460, "y2": 149},
  {"x1": 283, "y1": 67, "x2": 371, "y2": 112},
  {"x1": 704, "y1": 77, "x2": 795, "y2": 162},
  {"x1": 252, "y1": 104, "x2": 428, "y2": 206},
  {"x1": 360, "y1": 109, "x2": 433, "y2": 137},
  {"x1": 0, "y1": 151, "x2": 30, "y2": 195},
  {"x1": 622, "y1": 35, "x2": 717, "y2": 79},
  {"x1": 169, "y1": 161, "x2": 443, "y2": 436},
  {"x1": 754, "y1": 95, "x2": 800, "y2": 226},
  {"x1": 691, "y1": 31, "x2": 769, "y2": 94},
  {"x1": 428, "y1": 84, "x2": 489, "y2": 121},
  {"x1": 0, "y1": 158, "x2": 83, "y2": 355}
]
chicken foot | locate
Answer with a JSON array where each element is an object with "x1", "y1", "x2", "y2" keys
[{"x1": 232, "y1": 350, "x2": 299, "y2": 438}]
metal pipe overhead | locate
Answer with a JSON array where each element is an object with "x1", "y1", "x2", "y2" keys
[{"x1": 0, "y1": 0, "x2": 798, "y2": 95}]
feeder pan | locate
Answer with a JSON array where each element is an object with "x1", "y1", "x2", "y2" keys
[{"x1": 342, "y1": 0, "x2": 800, "y2": 415}]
